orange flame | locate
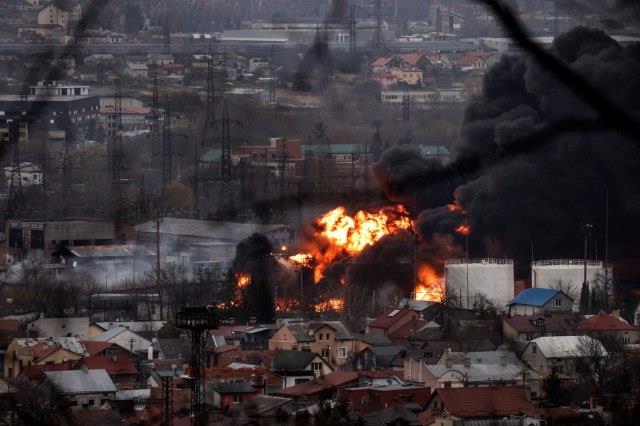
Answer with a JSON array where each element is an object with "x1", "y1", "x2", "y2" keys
[
  {"x1": 447, "y1": 203, "x2": 465, "y2": 214},
  {"x1": 289, "y1": 253, "x2": 313, "y2": 267},
  {"x1": 414, "y1": 264, "x2": 445, "y2": 302},
  {"x1": 236, "y1": 272, "x2": 251, "y2": 288},
  {"x1": 455, "y1": 224, "x2": 471, "y2": 236},
  {"x1": 313, "y1": 298, "x2": 345, "y2": 312},
  {"x1": 298, "y1": 205, "x2": 412, "y2": 282},
  {"x1": 275, "y1": 297, "x2": 300, "y2": 312}
]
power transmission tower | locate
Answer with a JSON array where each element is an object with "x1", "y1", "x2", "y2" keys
[
  {"x1": 215, "y1": 99, "x2": 236, "y2": 220},
  {"x1": 161, "y1": 96, "x2": 173, "y2": 185},
  {"x1": 203, "y1": 46, "x2": 217, "y2": 145},
  {"x1": 348, "y1": 1, "x2": 357, "y2": 54},
  {"x1": 160, "y1": 373, "x2": 174, "y2": 426},
  {"x1": 372, "y1": 0, "x2": 385, "y2": 50},
  {"x1": 151, "y1": 70, "x2": 161, "y2": 137},
  {"x1": 268, "y1": 45, "x2": 277, "y2": 105},
  {"x1": 107, "y1": 89, "x2": 125, "y2": 213},
  {"x1": 5, "y1": 120, "x2": 26, "y2": 218},
  {"x1": 402, "y1": 88, "x2": 411, "y2": 121}
]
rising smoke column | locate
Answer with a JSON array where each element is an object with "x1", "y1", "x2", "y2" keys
[{"x1": 375, "y1": 28, "x2": 640, "y2": 278}]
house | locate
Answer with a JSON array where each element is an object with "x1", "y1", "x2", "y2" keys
[
  {"x1": 355, "y1": 404, "x2": 422, "y2": 426},
  {"x1": 235, "y1": 325, "x2": 277, "y2": 349},
  {"x1": 37, "y1": 3, "x2": 69, "y2": 30},
  {"x1": 353, "y1": 345, "x2": 407, "y2": 371},
  {"x1": 271, "y1": 350, "x2": 333, "y2": 388},
  {"x1": 370, "y1": 72, "x2": 398, "y2": 89},
  {"x1": 343, "y1": 377, "x2": 430, "y2": 414},
  {"x1": 81, "y1": 341, "x2": 132, "y2": 357},
  {"x1": 4, "y1": 337, "x2": 86, "y2": 378},
  {"x1": 400, "y1": 52, "x2": 429, "y2": 70},
  {"x1": 502, "y1": 312, "x2": 581, "y2": 341},
  {"x1": 77, "y1": 356, "x2": 138, "y2": 388},
  {"x1": 3, "y1": 162, "x2": 43, "y2": 189},
  {"x1": 209, "y1": 380, "x2": 259, "y2": 410},
  {"x1": 392, "y1": 67, "x2": 423, "y2": 86},
  {"x1": 421, "y1": 387, "x2": 540, "y2": 425},
  {"x1": 371, "y1": 57, "x2": 393, "y2": 73},
  {"x1": 404, "y1": 348, "x2": 541, "y2": 397},
  {"x1": 454, "y1": 51, "x2": 499, "y2": 71},
  {"x1": 268, "y1": 321, "x2": 355, "y2": 367},
  {"x1": 124, "y1": 62, "x2": 148, "y2": 79},
  {"x1": 27, "y1": 317, "x2": 90, "y2": 338},
  {"x1": 152, "y1": 337, "x2": 192, "y2": 363},
  {"x1": 507, "y1": 288, "x2": 574, "y2": 315},
  {"x1": 147, "y1": 54, "x2": 174, "y2": 66},
  {"x1": 366, "y1": 308, "x2": 426, "y2": 344},
  {"x1": 45, "y1": 369, "x2": 117, "y2": 409},
  {"x1": 230, "y1": 395, "x2": 293, "y2": 423},
  {"x1": 577, "y1": 312, "x2": 640, "y2": 346},
  {"x1": 276, "y1": 370, "x2": 398, "y2": 401},
  {"x1": 87, "y1": 326, "x2": 151, "y2": 354},
  {"x1": 520, "y1": 335, "x2": 607, "y2": 377},
  {"x1": 90, "y1": 321, "x2": 166, "y2": 340}
]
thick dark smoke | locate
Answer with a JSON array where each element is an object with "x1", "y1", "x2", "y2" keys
[{"x1": 375, "y1": 28, "x2": 640, "y2": 279}]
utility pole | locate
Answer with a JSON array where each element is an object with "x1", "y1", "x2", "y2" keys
[
  {"x1": 582, "y1": 223, "x2": 594, "y2": 293},
  {"x1": 268, "y1": 44, "x2": 277, "y2": 105},
  {"x1": 402, "y1": 88, "x2": 411, "y2": 122},
  {"x1": 215, "y1": 99, "x2": 235, "y2": 219}
]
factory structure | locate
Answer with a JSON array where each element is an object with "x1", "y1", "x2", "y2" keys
[
  {"x1": 443, "y1": 258, "x2": 612, "y2": 311},
  {"x1": 531, "y1": 259, "x2": 612, "y2": 295},
  {"x1": 444, "y1": 258, "x2": 514, "y2": 309}
]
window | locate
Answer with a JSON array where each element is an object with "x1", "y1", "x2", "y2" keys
[
  {"x1": 531, "y1": 345, "x2": 537, "y2": 355},
  {"x1": 338, "y1": 347, "x2": 347, "y2": 358},
  {"x1": 321, "y1": 348, "x2": 330, "y2": 358},
  {"x1": 318, "y1": 333, "x2": 323, "y2": 341},
  {"x1": 555, "y1": 298, "x2": 562, "y2": 307},
  {"x1": 311, "y1": 362, "x2": 322, "y2": 372},
  {"x1": 234, "y1": 394, "x2": 241, "y2": 403}
]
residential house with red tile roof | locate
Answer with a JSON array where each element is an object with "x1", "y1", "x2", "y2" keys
[
  {"x1": 401, "y1": 52, "x2": 429, "y2": 70},
  {"x1": 342, "y1": 378, "x2": 430, "y2": 414},
  {"x1": 371, "y1": 72, "x2": 398, "y2": 89},
  {"x1": 367, "y1": 308, "x2": 426, "y2": 344},
  {"x1": 77, "y1": 355, "x2": 138, "y2": 388},
  {"x1": 4, "y1": 337, "x2": 86, "y2": 378},
  {"x1": 274, "y1": 370, "x2": 398, "y2": 400},
  {"x1": 502, "y1": 312, "x2": 581, "y2": 341},
  {"x1": 371, "y1": 57, "x2": 393, "y2": 73},
  {"x1": 420, "y1": 386, "x2": 541, "y2": 425},
  {"x1": 577, "y1": 312, "x2": 640, "y2": 346},
  {"x1": 454, "y1": 51, "x2": 499, "y2": 70}
]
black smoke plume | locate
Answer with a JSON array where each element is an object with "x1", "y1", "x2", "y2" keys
[{"x1": 375, "y1": 28, "x2": 640, "y2": 279}]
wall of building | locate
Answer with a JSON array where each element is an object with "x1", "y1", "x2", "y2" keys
[{"x1": 445, "y1": 259, "x2": 514, "y2": 308}]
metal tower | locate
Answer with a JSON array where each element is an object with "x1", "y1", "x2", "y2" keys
[
  {"x1": 372, "y1": 0, "x2": 385, "y2": 50},
  {"x1": 176, "y1": 307, "x2": 217, "y2": 426},
  {"x1": 161, "y1": 97, "x2": 173, "y2": 185},
  {"x1": 402, "y1": 89, "x2": 411, "y2": 121},
  {"x1": 215, "y1": 99, "x2": 235, "y2": 219},
  {"x1": 268, "y1": 45, "x2": 277, "y2": 105},
  {"x1": 61, "y1": 127, "x2": 73, "y2": 216},
  {"x1": 107, "y1": 89, "x2": 125, "y2": 211},
  {"x1": 203, "y1": 46, "x2": 217, "y2": 145},
  {"x1": 348, "y1": 2, "x2": 357, "y2": 54},
  {"x1": 151, "y1": 70, "x2": 161, "y2": 137},
  {"x1": 5, "y1": 120, "x2": 25, "y2": 218},
  {"x1": 159, "y1": 372, "x2": 175, "y2": 426},
  {"x1": 277, "y1": 138, "x2": 288, "y2": 221}
]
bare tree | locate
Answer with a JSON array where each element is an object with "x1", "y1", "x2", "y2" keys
[{"x1": 574, "y1": 335, "x2": 612, "y2": 394}]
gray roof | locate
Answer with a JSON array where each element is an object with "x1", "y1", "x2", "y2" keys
[
  {"x1": 231, "y1": 395, "x2": 291, "y2": 416},
  {"x1": 45, "y1": 369, "x2": 117, "y2": 394},
  {"x1": 155, "y1": 337, "x2": 191, "y2": 361},
  {"x1": 284, "y1": 320, "x2": 354, "y2": 342},
  {"x1": 116, "y1": 389, "x2": 151, "y2": 400},
  {"x1": 527, "y1": 335, "x2": 607, "y2": 359},
  {"x1": 27, "y1": 317, "x2": 90, "y2": 338},
  {"x1": 273, "y1": 350, "x2": 319, "y2": 371},
  {"x1": 94, "y1": 321, "x2": 166, "y2": 333},
  {"x1": 436, "y1": 350, "x2": 517, "y2": 366},
  {"x1": 135, "y1": 217, "x2": 291, "y2": 242},
  {"x1": 15, "y1": 337, "x2": 86, "y2": 356},
  {"x1": 354, "y1": 333, "x2": 393, "y2": 346},
  {"x1": 367, "y1": 345, "x2": 407, "y2": 367},
  {"x1": 424, "y1": 362, "x2": 534, "y2": 383},
  {"x1": 87, "y1": 326, "x2": 127, "y2": 341}
]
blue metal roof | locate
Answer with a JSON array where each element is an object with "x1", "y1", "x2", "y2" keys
[{"x1": 507, "y1": 288, "x2": 560, "y2": 307}]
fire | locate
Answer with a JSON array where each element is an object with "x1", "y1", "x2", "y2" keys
[
  {"x1": 275, "y1": 297, "x2": 300, "y2": 312},
  {"x1": 236, "y1": 272, "x2": 251, "y2": 288},
  {"x1": 299, "y1": 205, "x2": 412, "y2": 282},
  {"x1": 414, "y1": 264, "x2": 445, "y2": 302},
  {"x1": 313, "y1": 298, "x2": 345, "y2": 312},
  {"x1": 289, "y1": 253, "x2": 313, "y2": 267},
  {"x1": 455, "y1": 224, "x2": 471, "y2": 236},
  {"x1": 447, "y1": 203, "x2": 465, "y2": 214}
]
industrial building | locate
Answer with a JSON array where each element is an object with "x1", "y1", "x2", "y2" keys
[
  {"x1": 445, "y1": 258, "x2": 514, "y2": 309},
  {"x1": 531, "y1": 259, "x2": 612, "y2": 297}
]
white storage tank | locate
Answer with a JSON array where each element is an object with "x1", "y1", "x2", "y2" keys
[
  {"x1": 445, "y1": 258, "x2": 514, "y2": 309},
  {"x1": 531, "y1": 259, "x2": 611, "y2": 298}
]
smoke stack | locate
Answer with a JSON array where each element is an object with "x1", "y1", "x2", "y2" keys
[
  {"x1": 147, "y1": 346, "x2": 153, "y2": 361},
  {"x1": 463, "y1": 356, "x2": 471, "y2": 368}
]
